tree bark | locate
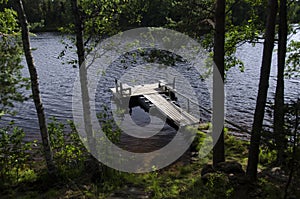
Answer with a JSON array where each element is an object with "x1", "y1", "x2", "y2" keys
[
  {"x1": 283, "y1": 100, "x2": 299, "y2": 199},
  {"x1": 71, "y1": 0, "x2": 96, "y2": 154},
  {"x1": 213, "y1": 0, "x2": 225, "y2": 166},
  {"x1": 274, "y1": 0, "x2": 287, "y2": 165},
  {"x1": 13, "y1": 0, "x2": 56, "y2": 174},
  {"x1": 246, "y1": 0, "x2": 278, "y2": 181}
]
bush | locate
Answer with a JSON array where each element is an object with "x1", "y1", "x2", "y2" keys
[
  {"x1": 47, "y1": 118, "x2": 87, "y2": 177},
  {"x1": 0, "y1": 122, "x2": 36, "y2": 186},
  {"x1": 204, "y1": 173, "x2": 234, "y2": 199}
]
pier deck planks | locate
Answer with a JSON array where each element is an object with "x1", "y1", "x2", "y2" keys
[
  {"x1": 110, "y1": 82, "x2": 199, "y2": 127},
  {"x1": 144, "y1": 93, "x2": 199, "y2": 126}
]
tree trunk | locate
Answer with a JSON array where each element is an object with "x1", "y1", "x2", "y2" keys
[
  {"x1": 213, "y1": 0, "x2": 225, "y2": 166},
  {"x1": 246, "y1": 0, "x2": 278, "y2": 181},
  {"x1": 274, "y1": 0, "x2": 287, "y2": 166},
  {"x1": 71, "y1": 0, "x2": 96, "y2": 154},
  {"x1": 13, "y1": 0, "x2": 56, "y2": 174},
  {"x1": 283, "y1": 100, "x2": 299, "y2": 199}
]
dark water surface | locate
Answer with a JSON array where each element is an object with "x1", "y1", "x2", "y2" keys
[{"x1": 1, "y1": 32, "x2": 299, "y2": 146}]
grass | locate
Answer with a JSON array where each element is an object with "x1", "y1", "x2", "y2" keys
[{"x1": 0, "y1": 129, "x2": 298, "y2": 199}]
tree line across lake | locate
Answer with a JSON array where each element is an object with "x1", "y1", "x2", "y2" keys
[{"x1": 1, "y1": 0, "x2": 300, "y2": 32}]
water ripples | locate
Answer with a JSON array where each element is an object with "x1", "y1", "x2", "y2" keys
[{"x1": 0, "y1": 32, "x2": 299, "y2": 144}]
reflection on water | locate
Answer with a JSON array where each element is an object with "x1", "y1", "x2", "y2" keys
[{"x1": 0, "y1": 32, "x2": 299, "y2": 146}]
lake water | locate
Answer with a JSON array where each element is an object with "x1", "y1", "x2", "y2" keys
[{"x1": 1, "y1": 32, "x2": 299, "y2": 145}]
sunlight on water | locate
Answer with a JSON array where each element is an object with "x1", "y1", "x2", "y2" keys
[{"x1": 1, "y1": 31, "x2": 299, "y2": 144}]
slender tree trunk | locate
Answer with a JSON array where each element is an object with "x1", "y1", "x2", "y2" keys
[
  {"x1": 246, "y1": 0, "x2": 278, "y2": 181},
  {"x1": 274, "y1": 0, "x2": 287, "y2": 165},
  {"x1": 213, "y1": 0, "x2": 225, "y2": 166},
  {"x1": 71, "y1": 0, "x2": 96, "y2": 154},
  {"x1": 13, "y1": 0, "x2": 56, "y2": 174},
  {"x1": 284, "y1": 101, "x2": 299, "y2": 199},
  {"x1": 72, "y1": 0, "x2": 85, "y2": 66}
]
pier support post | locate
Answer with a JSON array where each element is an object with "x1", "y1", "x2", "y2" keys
[
  {"x1": 115, "y1": 79, "x2": 119, "y2": 93},
  {"x1": 172, "y1": 77, "x2": 176, "y2": 89},
  {"x1": 120, "y1": 82, "x2": 123, "y2": 96}
]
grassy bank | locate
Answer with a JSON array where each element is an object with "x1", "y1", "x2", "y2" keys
[{"x1": 0, "y1": 122, "x2": 299, "y2": 199}]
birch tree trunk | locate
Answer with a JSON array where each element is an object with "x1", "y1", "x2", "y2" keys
[
  {"x1": 13, "y1": 0, "x2": 56, "y2": 174},
  {"x1": 71, "y1": 0, "x2": 97, "y2": 155}
]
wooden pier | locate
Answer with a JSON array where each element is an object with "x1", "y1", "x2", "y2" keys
[{"x1": 110, "y1": 79, "x2": 199, "y2": 127}]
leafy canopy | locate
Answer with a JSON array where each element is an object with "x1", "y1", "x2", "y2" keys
[{"x1": 0, "y1": 5, "x2": 29, "y2": 117}]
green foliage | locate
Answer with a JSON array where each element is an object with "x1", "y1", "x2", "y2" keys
[
  {"x1": 224, "y1": 22, "x2": 261, "y2": 71},
  {"x1": 286, "y1": 40, "x2": 300, "y2": 78},
  {"x1": 225, "y1": 131, "x2": 249, "y2": 166},
  {"x1": 1, "y1": 123, "x2": 290, "y2": 198},
  {"x1": 97, "y1": 106, "x2": 121, "y2": 144},
  {"x1": 58, "y1": 0, "x2": 132, "y2": 68},
  {"x1": 285, "y1": 146, "x2": 300, "y2": 199},
  {"x1": 80, "y1": 0, "x2": 126, "y2": 36},
  {"x1": 288, "y1": 1, "x2": 300, "y2": 23},
  {"x1": 262, "y1": 99, "x2": 300, "y2": 167},
  {"x1": 164, "y1": 0, "x2": 267, "y2": 73},
  {"x1": 192, "y1": 130, "x2": 207, "y2": 152},
  {"x1": 165, "y1": 0, "x2": 214, "y2": 38},
  {"x1": 47, "y1": 118, "x2": 87, "y2": 177},
  {"x1": 25, "y1": 0, "x2": 72, "y2": 31},
  {"x1": 0, "y1": 8, "x2": 30, "y2": 117},
  {"x1": 258, "y1": 178, "x2": 283, "y2": 199},
  {"x1": 144, "y1": 170, "x2": 163, "y2": 199},
  {"x1": 59, "y1": 0, "x2": 137, "y2": 35},
  {"x1": 204, "y1": 173, "x2": 234, "y2": 199},
  {"x1": 223, "y1": 0, "x2": 266, "y2": 71},
  {"x1": 259, "y1": 146, "x2": 277, "y2": 166},
  {"x1": 124, "y1": 164, "x2": 235, "y2": 199},
  {"x1": 0, "y1": 122, "x2": 36, "y2": 186}
]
